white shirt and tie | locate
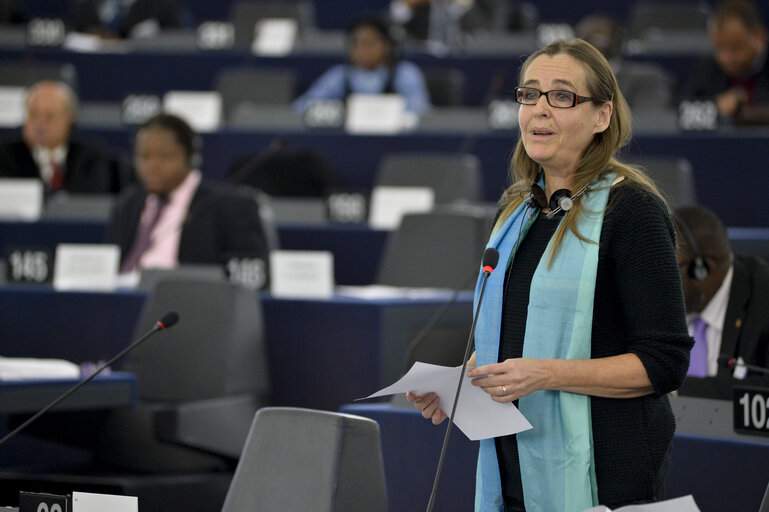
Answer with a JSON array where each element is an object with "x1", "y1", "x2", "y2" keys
[
  {"x1": 31, "y1": 145, "x2": 67, "y2": 188},
  {"x1": 686, "y1": 265, "x2": 734, "y2": 376}
]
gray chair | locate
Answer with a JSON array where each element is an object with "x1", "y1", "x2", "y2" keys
[
  {"x1": 377, "y1": 204, "x2": 494, "y2": 289},
  {"x1": 97, "y1": 278, "x2": 271, "y2": 471},
  {"x1": 375, "y1": 152, "x2": 483, "y2": 204},
  {"x1": 628, "y1": 0, "x2": 711, "y2": 40},
  {"x1": 130, "y1": 29, "x2": 197, "y2": 52},
  {"x1": 221, "y1": 407, "x2": 387, "y2": 512},
  {"x1": 629, "y1": 156, "x2": 697, "y2": 208},
  {"x1": 43, "y1": 194, "x2": 115, "y2": 221},
  {"x1": 422, "y1": 68, "x2": 466, "y2": 107},
  {"x1": 404, "y1": 320, "x2": 471, "y2": 373},
  {"x1": 265, "y1": 196, "x2": 328, "y2": 225},
  {"x1": 230, "y1": 1, "x2": 314, "y2": 49},
  {"x1": 214, "y1": 67, "x2": 297, "y2": 122},
  {"x1": 137, "y1": 264, "x2": 227, "y2": 290},
  {"x1": 0, "y1": 61, "x2": 78, "y2": 91},
  {"x1": 0, "y1": 279, "x2": 271, "y2": 511}
]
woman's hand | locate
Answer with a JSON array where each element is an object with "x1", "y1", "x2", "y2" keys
[
  {"x1": 467, "y1": 354, "x2": 655, "y2": 400},
  {"x1": 405, "y1": 391, "x2": 448, "y2": 425},
  {"x1": 466, "y1": 358, "x2": 550, "y2": 402}
]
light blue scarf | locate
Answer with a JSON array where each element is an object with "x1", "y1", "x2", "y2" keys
[{"x1": 473, "y1": 173, "x2": 616, "y2": 512}]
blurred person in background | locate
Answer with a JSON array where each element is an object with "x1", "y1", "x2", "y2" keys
[
  {"x1": 0, "y1": 80, "x2": 122, "y2": 194},
  {"x1": 106, "y1": 113, "x2": 268, "y2": 274},
  {"x1": 389, "y1": 0, "x2": 535, "y2": 49},
  {"x1": 675, "y1": 205, "x2": 769, "y2": 398},
  {"x1": 683, "y1": 0, "x2": 769, "y2": 124},
  {"x1": 576, "y1": 14, "x2": 673, "y2": 110},
  {"x1": 293, "y1": 15, "x2": 431, "y2": 116},
  {"x1": 68, "y1": 0, "x2": 181, "y2": 39}
]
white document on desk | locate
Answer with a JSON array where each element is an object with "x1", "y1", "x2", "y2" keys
[{"x1": 358, "y1": 362, "x2": 532, "y2": 441}]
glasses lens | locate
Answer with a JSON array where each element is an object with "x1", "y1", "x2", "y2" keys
[
  {"x1": 547, "y1": 90, "x2": 576, "y2": 108},
  {"x1": 516, "y1": 87, "x2": 540, "y2": 104}
]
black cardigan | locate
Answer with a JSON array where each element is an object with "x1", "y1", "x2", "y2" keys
[{"x1": 495, "y1": 183, "x2": 693, "y2": 509}]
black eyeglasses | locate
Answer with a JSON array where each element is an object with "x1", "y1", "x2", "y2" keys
[{"x1": 514, "y1": 87, "x2": 597, "y2": 109}]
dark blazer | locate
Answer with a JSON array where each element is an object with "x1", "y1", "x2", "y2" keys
[
  {"x1": 682, "y1": 53, "x2": 769, "y2": 125},
  {"x1": 106, "y1": 180, "x2": 269, "y2": 268},
  {"x1": 680, "y1": 255, "x2": 769, "y2": 398},
  {"x1": 0, "y1": 138, "x2": 122, "y2": 194}
]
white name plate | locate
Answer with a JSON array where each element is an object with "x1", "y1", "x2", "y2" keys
[
  {"x1": 163, "y1": 90, "x2": 222, "y2": 132},
  {"x1": 53, "y1": 244, "x2": 120, "y2": 291},
  {"x1": 0, "y1": 86, "x2": 26, "y2": 127},
  {"x1": 270, "y1": 250, "x2": 334, "y2": 299},
  {"x1": 0, "y1": 179, "x2": 43, "y2": 220},
  {"x1": 252, "y1": 18, "x2": 297, "y2": 56},
  {"x1": 368, "y1": 186, "x2": 435, "y2": 230},
  {"x1": 73, "y1": 491, "x2": 138, "y2": 512},
  {"x1": 345, "y1": 94, "x2": 406, "y2": 135}
]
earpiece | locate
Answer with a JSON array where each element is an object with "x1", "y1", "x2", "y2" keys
[
  {"x1": 524, "y1": 183, "x2": 547, "y2": 209},
  {"x1": 675, "y1": 215, "x2": 709, "y2": 281}
]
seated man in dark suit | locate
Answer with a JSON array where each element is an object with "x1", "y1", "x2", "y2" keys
[
  {"x1": 106, "y1": 113, "x2": 269, "y2": 276},
  {"x1": 576, "y1": 14, "x2": 674, "y2": 110},
  {"x1": 682, "y1": 0, "x2": 769, "y2": 125},
  {"x1": 0, "y1": 80, "x2": 121, "y2": 193},
  {"x1": 675, "y1": 205, "x2": 769, "y2": 398}
]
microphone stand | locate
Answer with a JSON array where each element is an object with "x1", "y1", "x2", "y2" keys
[
  {"x1": 0, "y1": 315, "x2": 176, "y2": 448},
  {"x1": 425, "y1": 264, "x2": 495, "y2": 512}
]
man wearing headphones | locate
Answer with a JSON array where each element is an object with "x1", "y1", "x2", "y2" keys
[
  {"x1": 106, "y1": 113, "x2": 269, "y2": 276},
  {"x1": 675, "y1": 205, "x2": 769, "y2": 397},
  {"x1": 292, "y1": 15, "x2": 430, "y2": 116}
]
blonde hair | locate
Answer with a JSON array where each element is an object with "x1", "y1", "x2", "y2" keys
[{"x1": 497, "y1": 38, "x2": 664, "y2": 263}]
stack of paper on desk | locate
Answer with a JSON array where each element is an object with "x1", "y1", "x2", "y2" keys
[{"x1": 0, "y1": 356, "x2": 80, "y2": 381}]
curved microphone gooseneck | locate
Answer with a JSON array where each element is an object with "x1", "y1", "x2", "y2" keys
[
  {"x1": 425, "y1": 248, "x2": 499, "y2": 512},
  {"x1": 0, "y1": 312, "x2": 180, "y2": 449}
]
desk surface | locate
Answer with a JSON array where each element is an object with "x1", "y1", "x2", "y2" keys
[
  {"x1": 0, "y1": 285, "x2": 473, "y2": 411},
  {"x1": 342, "y1": 401, "x2": 769, "y2": 512},
  {"x1": 0, "y1": 220, "x2": 390, "y2": 286},
  {"x1": 0, "y1": 373, "x2": 137, "y2": 415}
]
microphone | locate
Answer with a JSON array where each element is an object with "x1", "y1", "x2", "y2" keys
[
  {"x1": 718, "y1": 355, "x2": 769, "y2": 376},
  {"x1": 425, "y1": 247, "x2": 499, "y2": 512},
  {"x1": 0, "y1": 311, "x2": 180, "y2": 448}
]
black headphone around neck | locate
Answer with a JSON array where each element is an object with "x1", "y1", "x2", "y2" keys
[
  {"x1": 675, "y1": 215, "x2": 709, "y2": 281},
  {"x1": 523, "y1": 181, "x2": 590, "y2": 219}
]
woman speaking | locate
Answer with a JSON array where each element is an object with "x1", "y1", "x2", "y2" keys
[{"x1": 407, "y1": 39, "x2": 693, "y2": 512}]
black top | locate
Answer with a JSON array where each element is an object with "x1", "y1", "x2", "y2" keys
[{"x1": 494, "y1": 183, "x2": 693, "y2": 509}]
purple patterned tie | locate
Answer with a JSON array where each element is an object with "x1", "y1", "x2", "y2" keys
[
  {"x1": 120, "y1": 196, "x2": 168, "y2": 273},
  {"x1": 688, "y1": 317, "x2": 709, "y2": 377}
]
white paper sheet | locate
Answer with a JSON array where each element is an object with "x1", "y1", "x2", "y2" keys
[
  {"x1": 581, "y1": 494, "x2": 700, "y2": 512},
  {"x1": 0, "y1": 357, "x2": 80, "y2": 381},
  {"x1": 73, "y1": 491, "x2": 138, "y2": 512},
  {"x1": 358, "y1": 362, "x2": 532, "y2": 441}
]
